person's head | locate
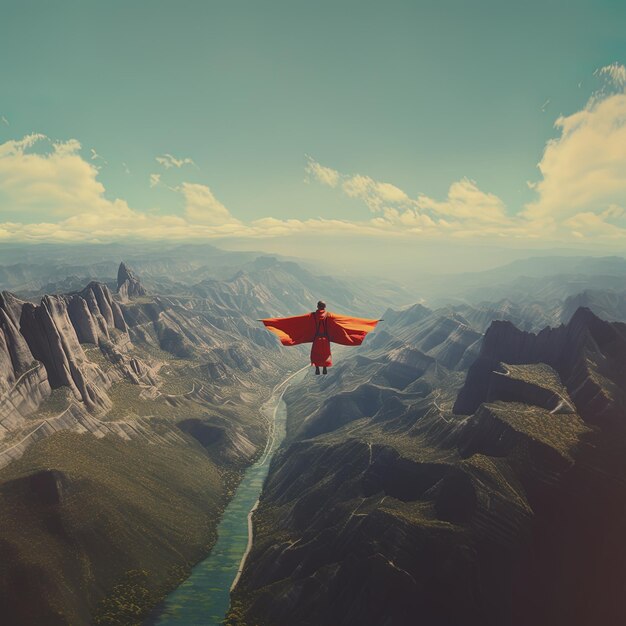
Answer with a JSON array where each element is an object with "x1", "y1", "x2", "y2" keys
[{"x1": 317, "y1": 300, "x2": 326, "y2": 311}]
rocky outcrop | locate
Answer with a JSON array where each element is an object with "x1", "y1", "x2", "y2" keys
[
  {"x1": 0, "y1": 292, "x2": 25, "y2": 328},
  {"x1": 67, "y1": 282, "x2": 128, "y2": 344},
  {"x1": 453, "y1": 307, "x2": 626, "y2": 425},
  {"x1": 0, "y1": 299, "x2": 33, "y2": 376},
  {"x1": 66, "y1": 294, "x2": 100, "y2": 344},
  {"x1": 0, "y1": 280, "x2": 135, "y2": 430},
  {"x1": 0, "y1": 363, "x2": 50, "y2": 435},
  {"x1": 0, "y1": 294, "x2": 52, "y2": 433},
  {"x1": 19, "y1": 295, "x2": 111, "y2": 412},
  {"x1": 82, "y1": 281, "x2": 128, "y2": 333},
  {"x1": 117, "y1": 261, "x2": 147, "y2": 302}
]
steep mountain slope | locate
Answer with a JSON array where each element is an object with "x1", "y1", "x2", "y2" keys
[
  {"x1": 229, "y1": 307, "x2": 626, "y2": 626},
  {"x1": 454, "y1": 307, "x2": 626, "y2": 423},
  {"x1": 0, "y1": 432, "x2": 224, "y2": 626},
  {"x1": 0, "y1": 260, "x2": 331, "y2": 625}
]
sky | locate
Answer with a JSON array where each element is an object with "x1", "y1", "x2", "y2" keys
[{"x1": 1, "y1": 0, "x2": 626, "y2": 274}]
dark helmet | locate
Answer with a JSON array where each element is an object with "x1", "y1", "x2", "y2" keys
[{"x1": 317, "y1": 300, "x2": 326, "y2": 310}]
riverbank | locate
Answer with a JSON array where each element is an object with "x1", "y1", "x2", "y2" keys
[{"x1": 147, "y1": 366, "x2": 308, "y2": 625}]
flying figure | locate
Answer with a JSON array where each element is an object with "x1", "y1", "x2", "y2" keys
[{"x1": 260, "y1": 301, "x2": 380, "y2": 375}]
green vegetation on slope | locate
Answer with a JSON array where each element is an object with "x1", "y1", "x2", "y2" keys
[
  {"x1": 482, "y1": 401, "x2": 589, "y2": 461},
  {"x1": 0, "y1": 430, "x2": 231, "y2": 625},
  {"x1": 500, "y1": 363, "x2": 569, "y2": 398}
]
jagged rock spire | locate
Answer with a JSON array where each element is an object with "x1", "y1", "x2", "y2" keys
[{"x1": 117, "y1": 261, "x2": 146, "y2": 302}]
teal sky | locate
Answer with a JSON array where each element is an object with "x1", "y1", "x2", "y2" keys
[{"x1": 1, "y1": 0, "x2": 626, "y2": 272}]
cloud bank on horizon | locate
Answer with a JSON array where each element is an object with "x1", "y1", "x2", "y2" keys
[{"x1": 1, "y1": 64, "x2": 625, "y2": 246}]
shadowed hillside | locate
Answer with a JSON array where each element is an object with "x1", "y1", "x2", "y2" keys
[{"x1": 229, "y1": 306, "x2": 626, "y2": 626}]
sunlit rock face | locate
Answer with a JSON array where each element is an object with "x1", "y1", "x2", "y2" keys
[{"x1": 0, "y1": 294, "x2": 52, "y2": 429}]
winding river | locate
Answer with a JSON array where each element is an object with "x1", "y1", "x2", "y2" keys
[{"x1": 147, "y1": 366, "x2": 307, "y2": 625}]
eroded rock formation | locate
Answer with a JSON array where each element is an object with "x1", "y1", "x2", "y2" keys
[{"x1": 117, "y1": 261, "x2": 147, "y2": 302}]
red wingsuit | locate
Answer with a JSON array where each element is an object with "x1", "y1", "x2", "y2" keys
[{"x1": 261, "y1": 310, "x2": 379, "y2": 368}]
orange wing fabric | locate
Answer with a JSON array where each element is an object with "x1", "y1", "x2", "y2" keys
[
  {"x1": 327, "y1": 314, "x2": 379, "y2": 346},
  {"x1": 261, "y1": 314, "x2": 315, "y2": 346}
]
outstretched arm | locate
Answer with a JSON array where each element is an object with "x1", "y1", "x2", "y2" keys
[
  {"x1": 327, "y1": 314, "x2": 380, "y2": 346},
  {"x1": 260, "y1": 314, "x2": 315, "y2": 346}
]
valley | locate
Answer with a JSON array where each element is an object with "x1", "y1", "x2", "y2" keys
[
  {"x1": 228, "y1": 284, "x2": 626, "y2": 626},
  {"x1": 2, "y1": 247, "x2": 626, "y2": 626},
  {"x1": 0, "y1": 249, "x2": 389, "y2": 625}
]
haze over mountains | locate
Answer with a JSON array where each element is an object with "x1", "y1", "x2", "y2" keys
[{"x1": 1, "y1": 243, "x2": 626, "y2": 625}]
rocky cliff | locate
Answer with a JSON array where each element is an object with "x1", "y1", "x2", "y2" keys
[
  {"x1": 117, "y1": 261, "x2": 147, "y2": 302},
  {"x1": 454, "y1": 307, "x2": 626, "y2": 424},
  {"x1": 229, "y1": 306, "x2": 626, "y2": 626},
  {"x1": 0, "y1": 279, "x2": 137, "y2": 431},
  {"x1": 0, "y1": 292, "x2": 51, "y2": 431}
]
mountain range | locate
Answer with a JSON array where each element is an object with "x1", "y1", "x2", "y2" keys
[
  {"x1": 0, "y1": 253, "x2": 387, "y2": 625},
  {"x1": 229, "y1": 298, "x2": 626, "y2": 626},
  {"x1": 2, "y1": 247, "x2": 626, "y2": 625}
]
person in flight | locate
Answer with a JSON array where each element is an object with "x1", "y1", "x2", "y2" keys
[{"x1": 260, "y1": 301, "x2": 380, "y2": 374}]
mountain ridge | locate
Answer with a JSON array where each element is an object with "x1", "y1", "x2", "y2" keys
[{"x1": 229, "y1": 304, "x2": 626, "y2": 626}]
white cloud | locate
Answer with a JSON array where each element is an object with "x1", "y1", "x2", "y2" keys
[
  {"x1": 305, "y1": 157, "x2": 340, "y2": 187},
  {"x1": 52, "y1": 139, "x2": 82, "y2": 157},
  {"x1": 181, "y1": 182, "x2": 240, "y2": 226},
  {"x1": 90, "y1": 148, "x2": 108, "y2": 164},
  {"x1": 1, "y1": 116, "x2": 8, "y2": 127},
  {"x1": 156, "y1": 153, "x2": 196, "y2": 169},
  {"x1": 417, "y1": 178, "x2": 508, "y2": 224},
  {"x1": 0, "y1": 133, "x2": 47, "y2": 157},
  {"x1": 563, "y1": 205, "x2": 626, "y2": 240},
  {"x1": 595, "y1": 63, "x2": 626, "y2": 88},
  {"x1": 0, "y1": 135, "x2": 248, "y2": 242},
  {"x1": 3, "y1": 68, "x2": 626, "y2": 247},
  {"x1": 342, "y1": 174, "x2": 411, "y2": 210},
  {"x1": 307, "y1": 160, "x2": 412, "y2": 212},
  {"x1": 307, "y1": 157, "x2": 509, "y2": 233},
  {"x1": 306, "y1": 68, "x2": 626, "y2": 244},
  {"x1": 0, "y1": 134, "x2": 117, "y2": 218},
  {"x1": 522, "y1": 84, "x2": 626, "y2": 236},
  {"x1": 308, "y1": 120, "x2": 626, "y2": 240}
]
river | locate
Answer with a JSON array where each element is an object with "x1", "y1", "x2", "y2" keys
[{"x1": 147, "y1": 366, "x2": 307, "y2": 625}]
